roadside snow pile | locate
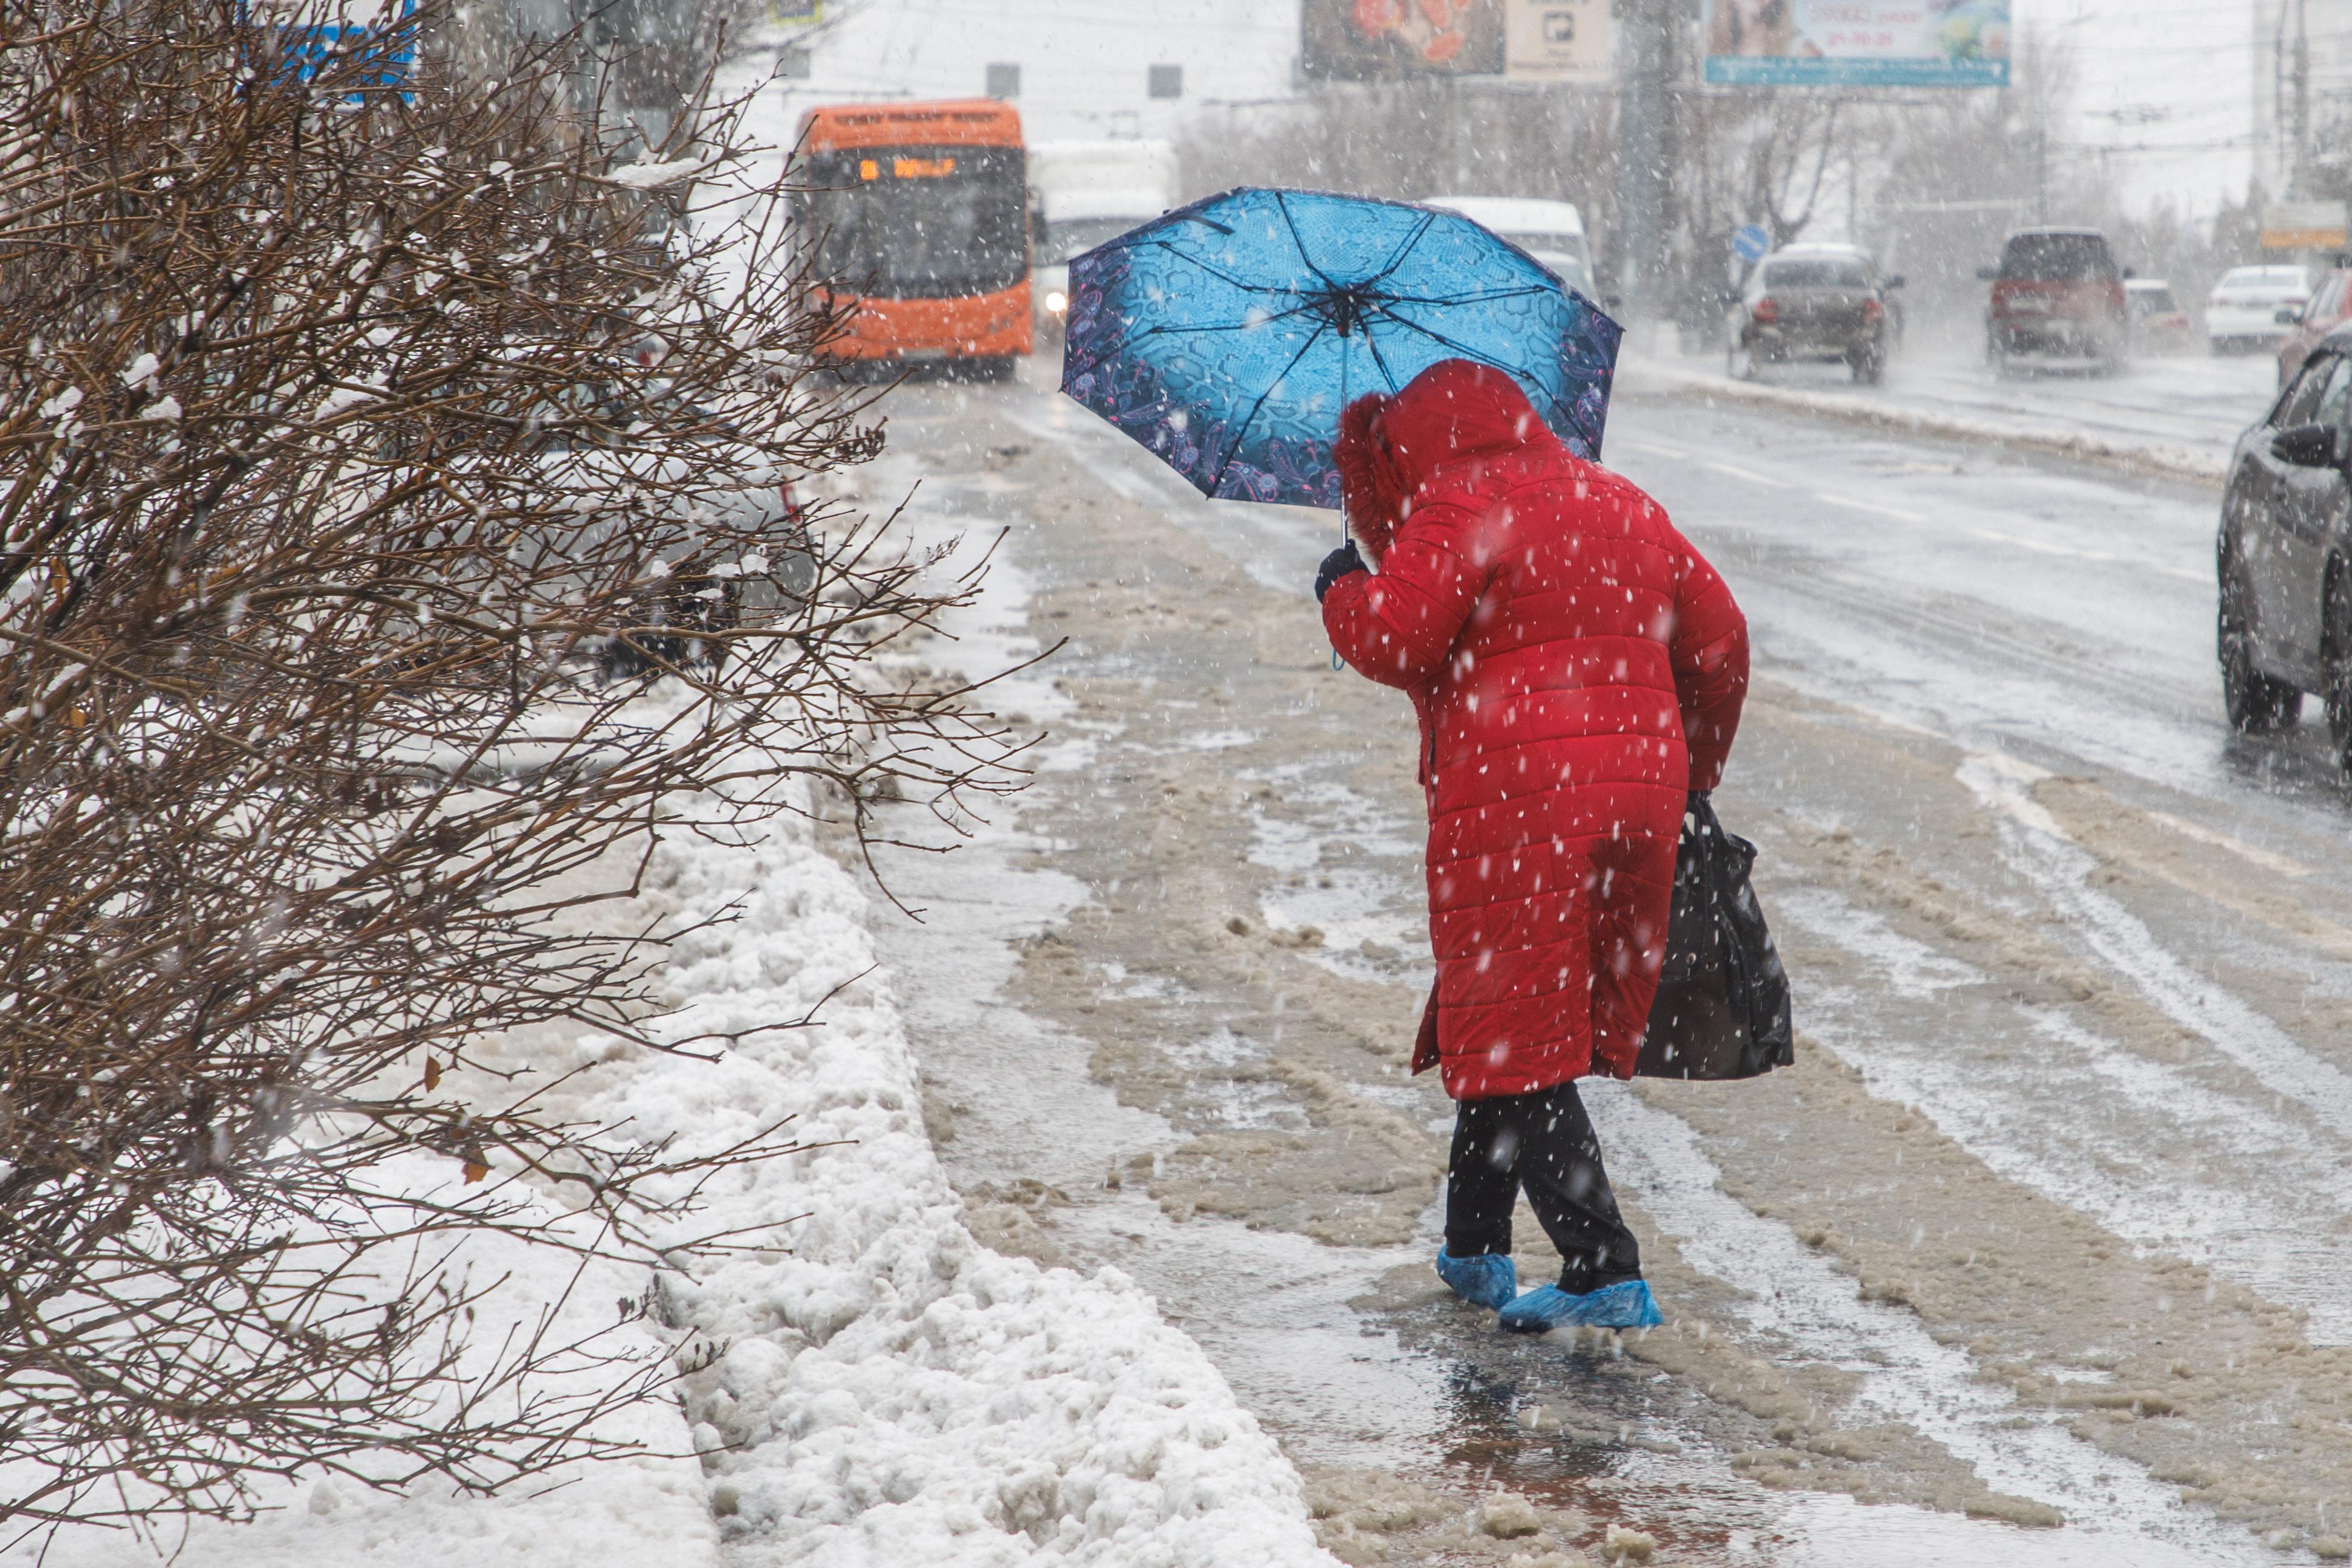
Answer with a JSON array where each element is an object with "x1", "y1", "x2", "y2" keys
[
  {"x1": 5, "y1": 1193, "x2": 718, "y2": 1568},
  {"x1": 1616, "y1": 354, "x2": 2230, "y2": 488},
  {"x1": 599, "y1": 780, "x2": 1337, "y2": 1568}
]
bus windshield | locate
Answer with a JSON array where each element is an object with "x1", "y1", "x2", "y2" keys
[{"x1": 799, "y1": 145, "x2": 1027, "y2": 300}]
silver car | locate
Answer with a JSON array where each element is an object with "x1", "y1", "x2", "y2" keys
[{"x1": 1727, "y1": 244, "x2": 1902, "y2": 385}]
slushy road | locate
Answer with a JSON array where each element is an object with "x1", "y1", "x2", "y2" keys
[{"x1": 840, "y1": 360, "x2": 2352, "y2": 1568}]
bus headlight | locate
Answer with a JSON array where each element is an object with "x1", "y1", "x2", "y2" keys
[{"x1": 1045, "y1": 290, "x2": 1068, "y2": 316}]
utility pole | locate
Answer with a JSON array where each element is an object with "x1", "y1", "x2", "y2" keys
[
  {"x1": 2293, "y1": 0, "x2": 2312, "y2": 195},
  {"x1": 1613, "y1": 0, "x2": 1676, "y2": 328},
  {"x1": 1450, "y1": 74, "x2": 1472, "y2": 190}
]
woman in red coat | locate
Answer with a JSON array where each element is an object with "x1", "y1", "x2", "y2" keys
[{"x1": 1317, "y1": 358, "x2": 1749, "y2": 1332}]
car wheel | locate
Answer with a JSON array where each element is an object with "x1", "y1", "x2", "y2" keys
[
  {"x1": 2326, "y1": 567, "x2": 2352, "y2": 767},
  {"x1": 2219, "y1": 537, "x2": 2301, "y2": 733},
  {"x1": 1727, "y1": 344, "x2": 1755, "y2": 381},
  {"x1": 1849, "y1": 343, "x2": 1884, "y2": 385}
]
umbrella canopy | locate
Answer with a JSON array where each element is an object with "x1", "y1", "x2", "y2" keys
[{"x1": 1059, "y1": 187, "x2": 1621, "y2": 509}]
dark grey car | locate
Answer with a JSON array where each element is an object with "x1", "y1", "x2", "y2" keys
[
  {"x1": 2218, "y1": 323, "x2": 2352, "y2": 766},
  {"x1": 1728, "y1": 246, "x2": 1901, "y2": 385}
]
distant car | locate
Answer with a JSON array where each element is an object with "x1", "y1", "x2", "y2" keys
[
  {"x1": 2125, "y1": 278, "x2": 2192, "y2": 354},
  {"x1": 1421, "y1": 195, "x2": 1598, "y2": 300},
  {"x1": 2207, "y1": 264, "x2": 2312, "y2": 355},
  {"x1": 1978, "y1": 227, "x2": 2128, "y2": 376},
  {"x1": 1725, "y1": 243, "x2": 1901, "y2": 384},
  {"x1": 2217, "y1": 321, "x2": 2352, "y2": 767},
  {"x1": 2275, "y1": 267, "x2": 2352, "y2": 386}
]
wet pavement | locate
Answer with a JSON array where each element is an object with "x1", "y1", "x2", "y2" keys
[{"x1": 843, "y1": 357, "x2": 2347, "y2": 1566}]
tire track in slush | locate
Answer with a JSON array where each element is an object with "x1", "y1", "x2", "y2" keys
[
  {"x1": 1959, "y1": 753, "x2": 2352, "y2": 1136},
  {"x1": 1774, "y1": 883, "x2": 2352, "y2": 1345},
  {"x1": 1588, "y1": 1086, "x2": 2262, "y2": 1565}
]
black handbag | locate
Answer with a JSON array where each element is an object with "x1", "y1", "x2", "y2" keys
[{"x1": 1635, "y1": 792, "x2": 1795, "y2": 1080}]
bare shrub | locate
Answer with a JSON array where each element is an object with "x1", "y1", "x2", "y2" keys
[{"x1": 0, "y1": 0, "x2": 1014, "y2": 1538}]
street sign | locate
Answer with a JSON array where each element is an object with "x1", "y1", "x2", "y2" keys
[
  {"x1": 1505, "y1": 0, "x2": 1613, "y2": 85},
  {"x1": 1731, "y1": 224, "x2": 1770, "y2": 264}
]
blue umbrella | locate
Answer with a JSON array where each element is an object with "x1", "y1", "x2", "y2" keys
[{"x1": 1059, "y1": 187, "x2": 1621, "y2": 510}]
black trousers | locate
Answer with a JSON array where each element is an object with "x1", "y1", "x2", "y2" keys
[{"x1": 1445, "y1": 1080, "x2": 1643, "y2": 1294}]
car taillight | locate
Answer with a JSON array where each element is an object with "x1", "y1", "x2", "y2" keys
[
  {"x1": 1752, "y1": 297, "x2": 1779, "y2": 325},
  {"x1": 1862, "y1": 298, "x2": 1884, "y2": 325},
  {"x1": 779, "y1": 479, "x2": 803, "y2": 524}
]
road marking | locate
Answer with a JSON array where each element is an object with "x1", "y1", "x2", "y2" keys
[
  {"x1": 1702, "y1": 458, "x2": 1793, "y2": 488},
  {"x1": 1967, "y1": 528, "x2": 2208, "y2": 585},
  {"x1": 1816, "y1": 493, "x2": 1928, "y2": 523}
]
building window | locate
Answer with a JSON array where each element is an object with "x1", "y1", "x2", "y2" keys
[
  {"x1": 1148, "y1": 63, "x2": 1183, "y2": 100},
  {"x1": 985, "y1": 62, "x2": 1020, "y2": 100},
  {"x1": 778, "y1": 45, "x2": 812, "y2": 80}
]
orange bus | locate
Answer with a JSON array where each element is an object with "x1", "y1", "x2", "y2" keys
[{"x1": 793, "y1": 100, "x2": 1034, "y2": 379}]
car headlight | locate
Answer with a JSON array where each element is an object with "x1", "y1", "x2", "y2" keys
[{"x1": 1046, "y1": 290, "x2": 1068, "y2": 315}]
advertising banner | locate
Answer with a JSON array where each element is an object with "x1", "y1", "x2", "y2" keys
[
  {"x1": 1702, "y1": 1, "x2": 2009, "y2": 88},
  {"x1": 1301, "y1": 0, "x2": 1506, "y2": 81},
  {"x1": 2261, "y1": 202, "x2": 2348, "y2": 251},
  {"x1": 1505, "y1": 0, "x2": 1613, "y2": 85}
]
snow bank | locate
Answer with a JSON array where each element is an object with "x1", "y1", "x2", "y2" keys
[
  {"x1": 4, "y1": 1177, "x2": 720, "y2": 1568},
  {"x1": 9, "y1": 776, "x2": 1332, "y2": 1568},
  {"x1": 1616, "y1": 355, "x2": 2229, "y2": 488},
  {"x1": 607, "y1": 780, "x2": 1337, "y2": 1567}
]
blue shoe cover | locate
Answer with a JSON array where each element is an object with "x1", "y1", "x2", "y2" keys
[
  {"x1": 1497, "y1": 1279, "x2": 1664, "y2": 1333},
  {"x1": 1434, "y1": 1249, "x2": 1518, "y2": 1310}
]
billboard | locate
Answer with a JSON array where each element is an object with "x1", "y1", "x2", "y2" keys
[
  {"x1": 1505, "y1": 0, "x2": 1612, "y2": 85},
  {"x1": 2261, "y1": 202, "x2": 2348, "y2": 251},
  {"x1": 1301, "y1": 0, "x2": 1505, "y2": 81},
  {"x1": 1703, "y1": 1, "x2": 2009, "y2": 88}
]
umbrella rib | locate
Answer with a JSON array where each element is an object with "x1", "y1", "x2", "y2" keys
[
  {"x1": 1368, "y1": 306, "x2": 1570, "y2": 420},
  {"x1": 1272, "y1": 192, "x2": 1339, "y2": 290},
  {"x1": 1358, "y1": 329, "x2": 1407, "y2": 397},
  {"x1": 1362, "y1": 211, "x2": 1439, "y2": 289},
  {"x1": 1133, "y1": 298, "x2": 1329, "y2": 339},
  {"x1": 1205, "y1": 318, "x2": 1332, "y2": 498},
  {"x1": 1375, "y1": 285, "x2": 1558, "y2": 308}
]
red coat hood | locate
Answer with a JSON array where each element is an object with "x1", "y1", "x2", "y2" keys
[{"x1": 1333, "y1": 360, "x2": 1554, "y2": 560}]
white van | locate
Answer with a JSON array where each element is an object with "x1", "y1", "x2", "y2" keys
[
  {"x1": 1029, "y1": 140, "x2": 1181, "y2": 342},
  {"x1": 1421, "y1": 196, "x2": 1596, "y2": 300}
]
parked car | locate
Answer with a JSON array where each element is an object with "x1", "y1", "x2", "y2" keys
[
  {"x1": 2206, "y1": 263, "x2": 2312, "y2": 355},
  {"x1": 2217, "y1": 320, "x2": 2352, "y2": 767},
  {"x1": 1978, "y1": 227, "x2": 2128, "y2": 376},
  {"x1": 2125, "y1": 278, "x2": 2192, "y2": 354},
  {"x1": 2275, "y1": 267, "x2": 2352, "y2": 386},
  {"x1": 1725, "y1": 243, "x2": 1901, "y2": 384}
]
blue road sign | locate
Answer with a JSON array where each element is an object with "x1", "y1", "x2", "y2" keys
[{"x1": 1731, "y1": 224, "x2": 1770, "y2": 264}]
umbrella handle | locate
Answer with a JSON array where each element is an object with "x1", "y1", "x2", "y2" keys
[{"x1": 1330, "y1": 646, "x2": 1342, "y2": 672}]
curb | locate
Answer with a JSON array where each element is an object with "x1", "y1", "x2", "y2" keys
[{"x1": 1616, "y1": 357, "x2": 2230, "y2": 493}]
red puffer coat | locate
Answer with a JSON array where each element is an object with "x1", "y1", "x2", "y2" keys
[{"x1": 1321, "y1": 360, "x2": 1748, "y2": 1100}]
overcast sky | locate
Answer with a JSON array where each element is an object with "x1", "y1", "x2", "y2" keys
[
  {"x1": 2030, "y1": 0, "x2": 2261, "y2": 221},
  {"x1": 776, "y1": 1, "x2": 2272, "y2": 225}
]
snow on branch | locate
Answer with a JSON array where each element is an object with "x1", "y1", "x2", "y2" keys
[{"x1": 0, "y1": 0, "x2": 1023, "y2": 1543}]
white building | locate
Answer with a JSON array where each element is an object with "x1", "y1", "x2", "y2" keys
[{"x1": 766, "y1": 0, "x2": 1303, "y2": 149}]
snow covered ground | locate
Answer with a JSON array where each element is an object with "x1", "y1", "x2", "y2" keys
[{"x1": 11, "y1": 763, "x2": 1338, "y2": 1567}]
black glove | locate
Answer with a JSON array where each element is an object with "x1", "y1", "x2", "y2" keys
[{"x1": 1314, "y1": 540, "x2": 1367, "y2": 604}]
